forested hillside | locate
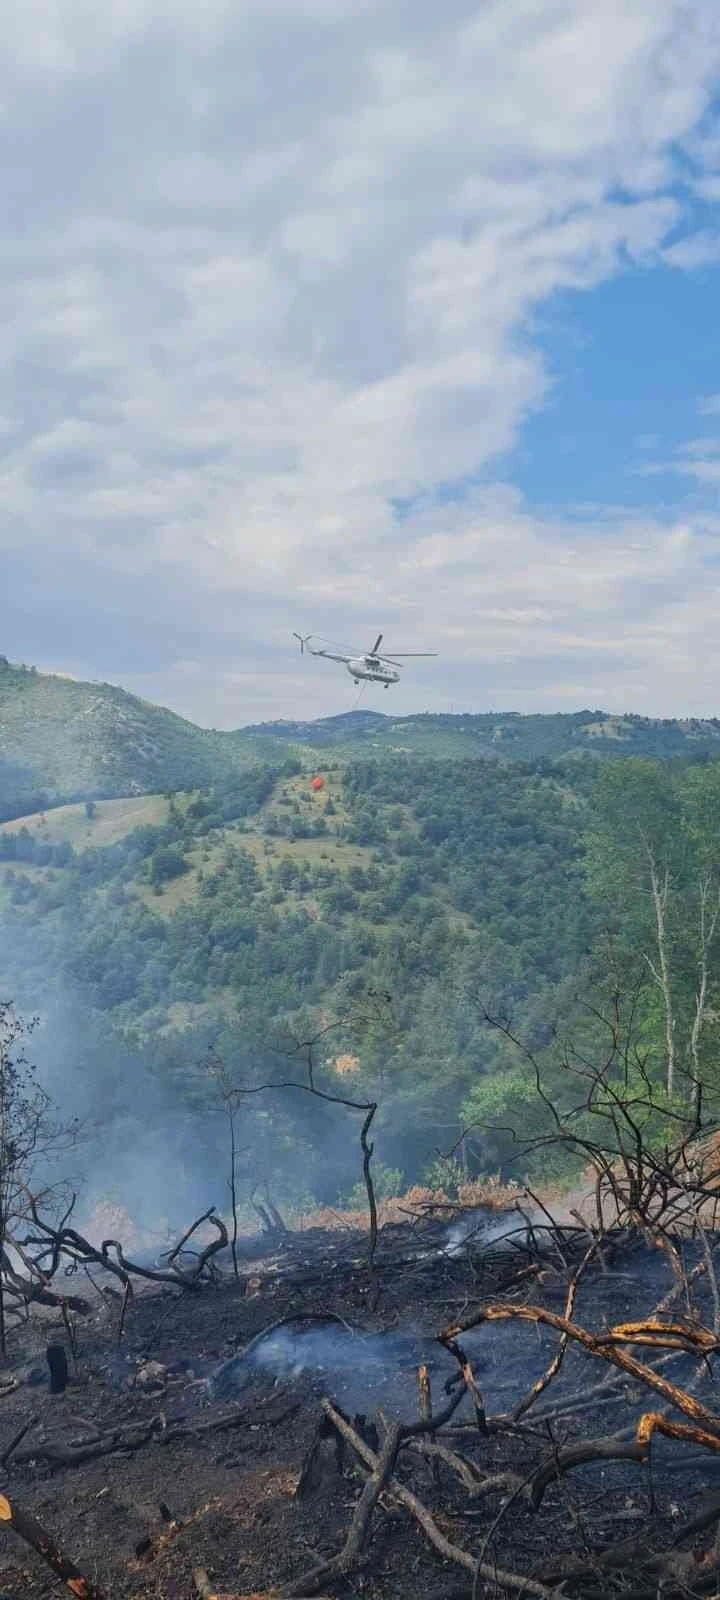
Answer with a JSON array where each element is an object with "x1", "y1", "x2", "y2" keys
[
  {"x1": 0, "y1": 658, "x2": 289, "y2": 819},
  {"x1": 0, "y1": 754, "x2": 590, "y2": 1189},
  {"x1": 3, "y1": 736, "x2": 720, "y2": 1210},
  {"x1": 4, "y1": 657, "x2": 720, "y2": 1217},
  {"x1": 241, "y1": 706, "x2": 720, "y2": 761}
]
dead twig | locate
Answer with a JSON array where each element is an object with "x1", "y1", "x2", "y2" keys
[{"x1": 320, "y1": 1399, "x2": 556, "y2": 1597}]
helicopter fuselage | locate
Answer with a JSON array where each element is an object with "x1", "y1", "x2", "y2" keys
[{"x1": 347, "y1": 656, "x2": 399, "y2": 686}]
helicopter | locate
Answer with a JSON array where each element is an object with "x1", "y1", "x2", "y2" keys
[{"x1": 294, "y1": 632, "x2": 436, "y2": 688}]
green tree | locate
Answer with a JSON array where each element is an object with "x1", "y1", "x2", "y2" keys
[
  {"x1": 586, "y1": 759, "x2": 720, "y2": 1113},
  {"x1": 150, "y1": 846, "x2": 188, "y2": 890}
]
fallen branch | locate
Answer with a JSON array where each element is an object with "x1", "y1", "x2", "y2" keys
[
  {"x1": 320, "y1": 1399, "x2": 555, "y2": 1598},
  {"x1": 11, "y1": 1400, "x2": 300, "y2": 1471},
  {"x1": 530, "y1": 1431, "x2": 649, "y2": 1509},
  {"x1": 442, "y1": 1302, "x2": 720, "y2": 1436},
  {"x1": 280, "y1": 1421, "x2": 401, "y2": 1596},
  {"x1": 20, "y1": 1196, "x2": 230, "y2": 1299},
  {"x1": 541, "y1": 1528, "x2": 720, "y2": 1590},
  {"x1": 194, "y1": 1578, "x2": 331, "y2": 1600},
  {"x1": 404, "y1": 1436, "x2": 503, "y2": 1496},
  {"x1": 436, "y1": 1334, "x2": 487, "y2": 1433},
  {"x1": 0, "y1": 1490, "x2": 106, "y2": 1598},
  {"x1": 637, "y1": 1408, "x2": 720, "y2": 1454}
]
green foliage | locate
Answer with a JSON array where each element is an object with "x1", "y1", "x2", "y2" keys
[
  {"x1": 6, "y1": 659, "x2": 720, "y2": 1197},
  {"x1": 341, "y1": 1162, "x2": 404, "y2": 1208},
  {"x1": 0, "y1": 827, "x2": 75, "y2": 868},
  {"x1": 422, "y1": 1155, "x2": 465, "y2": 1196},
  {"x1": 150, "y1": 847, "x2": 189, "y2": 888},
  {"x1": 585, "y1": 756, "x2": 720, "y2": 1113},
  {"x1": 462, "y1": 1065, "x2": 550, "y2": 1175}
]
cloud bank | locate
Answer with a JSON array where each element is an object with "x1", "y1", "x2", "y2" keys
[{"x1": 1, "y1": 0, "x2": 720, "y2": 720}]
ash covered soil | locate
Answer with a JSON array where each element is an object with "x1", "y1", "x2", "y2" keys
[{"x1": 0, "y1": 1213, "x2": 718, "y2": 1599}]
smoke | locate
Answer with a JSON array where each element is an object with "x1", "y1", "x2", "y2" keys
[
  {"x1": 208, "y1": 1300, "x2": 580, "y2": 1419},
  {"x1": 210, "y1": 1318, "x2": 453, "y2": 1416},
  {"x1": 0, "y1": 975, "x2": 228, "y2": 1238},
  {"x1": 442, "y1": 1203, "x2": 546, "y2": 1256}
]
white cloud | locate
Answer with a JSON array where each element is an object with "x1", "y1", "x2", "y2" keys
[
  {"x1": 110, "y1": 491, "x2": 720, "y2": 723},
  {"x1": 641, "y1": 428, "x2": 720, "y2": 490},
  {"x1": 662, "y1": 230, "x2": 720, "y2": 268},
  {"x1": 1, "y1": 0, "x2": 720, "y2": 721}
]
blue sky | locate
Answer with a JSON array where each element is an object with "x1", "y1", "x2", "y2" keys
[
  {"x1": 512, "y1": 264, "x2": 720, "y2": 514},
  {"x1": 1, "y1": 1, "x2": 720, "y2": 725}
]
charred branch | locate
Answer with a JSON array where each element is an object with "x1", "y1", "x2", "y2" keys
[
  {"x1": 281, "y1": 1421, "x2": 401, "y2": 1596},
  {"x1": 10, "y1": 1400, "x2": 300, "y2": 1472},
  {"x1": 0, "y1": 1490, "x2": 106, "y2": 1598},
  {"x1": 318, "y1": 1400, "x2": 555, "y2": 1598},
  {"x1": 17, "y1": 1197, "x2": 230, "y2": 1302},
  {"x1": 530, "y1": 1431, "x2": 649, "y2": 1509},
  {"x1": 441, "y1": 1301, "x2": 720, "y2": 1436}
]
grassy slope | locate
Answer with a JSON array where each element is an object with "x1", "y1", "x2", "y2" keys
[
  {"x1": 0, "y1": 775, "x2": 373, "y2": 921},
  {"x1": 0, "y1": 661, "x2": 246, "y2": 806},
  {"x1": 131, "y1": 774, "x2": 374, "y2": 919},
  {"x1": 0, "y1": 794, "x2": 171, "y2": 845}
]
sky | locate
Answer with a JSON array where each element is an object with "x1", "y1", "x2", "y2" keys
[{"x1": 2, "y1": 0, "x2": 720, "y2": 727}]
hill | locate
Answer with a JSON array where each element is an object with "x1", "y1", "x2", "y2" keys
[
  {"x1": 0, "y1": 658, "x2": 284, "y2": 820},
  {"x1": 4, "y1": 657, "x2": 720, "y2": 824},
  {"x1": 4, "y1": 682, "x2": 720, "y2": 1208},
  {"x1": 239, "y1": 707, "x2": 720, "y2": 761},
  {"x1": 0, "y1": 750, "x2": 595, "y2": 1194}
]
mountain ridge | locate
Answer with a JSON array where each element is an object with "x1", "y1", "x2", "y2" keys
[{"x1": 2, "y1": 655, "x2": 720, "y2": 819}]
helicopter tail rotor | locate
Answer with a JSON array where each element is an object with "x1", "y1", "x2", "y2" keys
[{"x1": 293, "y1": 632, "x2": 312, "y2": 655}]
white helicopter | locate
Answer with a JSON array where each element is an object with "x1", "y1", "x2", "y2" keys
[{"x1": 294, "y1": 631, "x2": 436, "y2": 688}]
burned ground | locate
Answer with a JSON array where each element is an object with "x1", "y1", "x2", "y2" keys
[{"x1": 0, "y1": 1213, "x2": 719, "y2": 1599}]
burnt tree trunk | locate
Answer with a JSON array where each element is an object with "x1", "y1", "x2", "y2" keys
[{"x1": 46, "y1": 1344, "x2": 68, "y2": 1395}]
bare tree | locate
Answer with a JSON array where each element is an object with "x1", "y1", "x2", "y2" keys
[
  {"x1": 689, "y1": 871, "x2": 720, "y2": 1122},
  {"x1": 0, "y1": 1003, "x2": 78, "y2": 1353},
  {"x1": 587, "y1": 762, "x2": 720, "y2": 1110},
  {"x1": 205, "y1": 1046, "x2": 248, "y2": 1279},
  {"x1": 641, "y1": 835, "x2": 676, "y2": 1098},
  {"x1": 205, "y1": 993, "x2": 395, "y2": 1266}
]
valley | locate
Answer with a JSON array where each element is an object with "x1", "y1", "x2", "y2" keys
[
  {"x1": 4, "y1": 667, "x2": 720, "y2": 1597},
  {"x1": 2, "y1": 655, "x2": 720, "y2": 1213}
]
